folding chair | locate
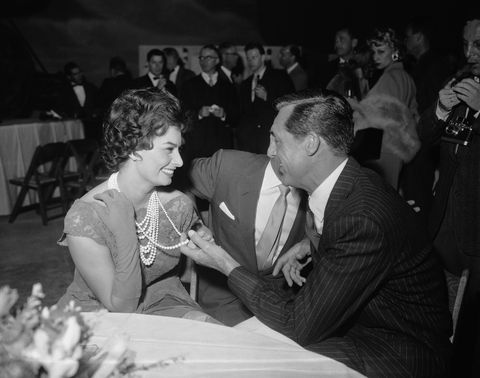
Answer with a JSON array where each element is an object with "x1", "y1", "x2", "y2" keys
[
  {"x1": 62, "y1": 138, "x2": 101, "y2": 199},
  {"x1": 9, "y1": 142, "x2": 69, "y2": 225}
]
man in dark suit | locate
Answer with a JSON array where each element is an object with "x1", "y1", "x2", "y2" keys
[
  {"x1": 423, "y1": 18, "x2": 480, "y2": 377},
  {"x1": 182, "y1": 90, "x2": 452, "y2": 377},
  {"x1": 164, "y1": 47, "x2": 195, "y2": 97},
  {"x1": 97, "y1": 56, "x2": 132, "y2": 113},
  {"x1": 130, "y1": 48, "x2": 176, "y2": 96},
  {"x1": 189, "y1": 148, "x2": 306, "y2": 325},
  {"x1": 236, "y1": 42, "x2": 294, "y2": 154},
  {"x1": 180, "y1": 45, "x2": 238, "y2": 159},
  {"x1": 278, "y1": 44, "x2": 308, "y2": 92},
  {"x1": 55, "y1": 61, "x2": 101, "y2": 141}
]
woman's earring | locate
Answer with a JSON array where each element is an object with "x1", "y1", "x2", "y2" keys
[{"x1": 392, "y1": 52, "x2": 399, "y2": 62}]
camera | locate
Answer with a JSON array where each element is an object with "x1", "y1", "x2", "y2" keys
[{"x1": 441, "y1": 74, "x2": 479, "y2": 146}]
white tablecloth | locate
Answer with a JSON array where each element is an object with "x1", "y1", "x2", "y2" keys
[
  {"x1": 83, "y1": 312, "x2": 365, "y2": 377},
  {"x1": 0, "y1": 118, "x2": 84, "y2": 215}
]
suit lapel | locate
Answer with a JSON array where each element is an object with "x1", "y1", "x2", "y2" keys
[{"x1": 237, "y1": 157, "x2": 269, "y2": 273}]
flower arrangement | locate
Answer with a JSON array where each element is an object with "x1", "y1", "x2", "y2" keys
[{"x1": 0, "y1": 284, "x2": 137, "y2": 378}]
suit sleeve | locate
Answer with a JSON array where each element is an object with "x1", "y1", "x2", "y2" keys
[
  {"x1": 189, "y1": 149, "x2": 225, "y2": 201},
  {"x1": 228, "y1": 214, "x2": 392, "y2": 346}
]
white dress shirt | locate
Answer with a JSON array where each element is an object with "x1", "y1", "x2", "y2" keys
[
  {"x1": 255, "y1": 162, "x2": 300, "y2": 263},
  {"x1": 148, "y1": 72, "x2": 160, "y2": 87},
  {"x1": 201, "y1": 72, "x2": 218, "y2": 86},
  {"x1": 169, "y1": 65, "x2": 180, "y2": 84},
  {"x1": 72, "y1": 84, "x2": 86, "y2": 107},
  {"x1": 309, "y1": 158, "x2": 348, "y2": 233}
]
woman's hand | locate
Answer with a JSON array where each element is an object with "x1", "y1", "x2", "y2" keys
[
  {"x1": 91, "y1": 189, "x2": 137, "y2": 255},
  {"x1": 273, "y1": 238, "x2": 312, "y2": 287}
]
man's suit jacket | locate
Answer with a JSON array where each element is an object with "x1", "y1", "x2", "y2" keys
[
  {"x1": 130, "y1": 74, "x2": 177, "y2": 97},
  {"x1": 236, "y1": 67, "x2": 294, "y2": 154},
  {"x1": 190, "y1": 149, "x2": 306, "y2": 325},
  {"x1": 288, "y1": 64, "x2": 308, "y2": 92},
  {"x1": 229, "y1": 158, "x2": 452, "y2": 377},
  {"x1": 174, "y1": 66, "x2": 195, "y2": 96}
]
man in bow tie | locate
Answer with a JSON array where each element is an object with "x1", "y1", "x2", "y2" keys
[
  {"x1": 131, "y1": 48, "x2": 176, "y2": 96},
  {"x1": 182, "y1": 90, "x2": 452, "y2": 377},
  {"x1": 54, "y1": 61, "x2": 100, "y2": 140}
]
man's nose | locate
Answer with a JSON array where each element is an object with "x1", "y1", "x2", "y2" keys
[{"x1": 267, "y1": 141, "x2": 276, "y2": 158}]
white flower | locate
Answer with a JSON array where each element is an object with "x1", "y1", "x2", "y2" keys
[
  {"x1": 31, "y1": 283, "x2": 45, "y2": 299},
  {"x1": 58, "y1": 317, "x2": 82, "y2": 355}
]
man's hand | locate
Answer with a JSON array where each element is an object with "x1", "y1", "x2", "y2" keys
[
  {"x1": 211, "y1": 105, "x2": 225, "y2": 119},
  {"x1": 273, "y1": 238, "x2": 312, "y2": 287},
  {"x1": 452, "y1": 77, "x2": 480, "y2": 111},
  {"x1": 156, "y1": 75, "x2": 167, "y2": 91},
  {"x1": 199, "y1": 106, "x2": 211, "y2": 118},
  {"x1": 438, "y1": 78, "x2": 461, "y2": 112},
  {"x1": 254, "y1": 85, "x2": 267, "y2": 101},
  {"x1": 180, "y1": 230, "x2": 240, "y2": 276}
]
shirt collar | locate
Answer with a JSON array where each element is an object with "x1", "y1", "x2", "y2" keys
[
  {"x1": 148, "y1": 72, "x2": 159, "y2": 81},
  {"x1": 309, "y1": 158, "x2": 348, "y2": 229},
  {"x1": 254, "y1": 65, "x2": 267, "y2": 80},
  {"x1": 286, "y1": 62, "x2": 299, "y2": 74},
  {"x1": 201, "y1": 71, "x2": 218, "y2": 85}
]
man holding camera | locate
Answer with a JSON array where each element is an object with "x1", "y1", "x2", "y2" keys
[{"x1": 422, "y1": 18, "x2": 480, "y2": 377}]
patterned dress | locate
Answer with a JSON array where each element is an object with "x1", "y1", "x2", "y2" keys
[{"x1": 56, "y1": 192, "x2": 209, "y2": 320}]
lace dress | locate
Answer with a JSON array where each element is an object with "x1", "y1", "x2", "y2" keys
[{"x1": 56, "y1": 192, "x2": 207, "y2": 319}]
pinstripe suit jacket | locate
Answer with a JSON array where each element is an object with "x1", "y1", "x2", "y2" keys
[{"x1": 229, "y1": 158, "x2": 452, "y2": 377}]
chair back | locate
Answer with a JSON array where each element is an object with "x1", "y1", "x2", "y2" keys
[
  {"x1": 66, "y1": 138, "x2": 100, "y2": 186},
  {"x1": 26, "y1": 142, "x2": 68, "y2": 185}
]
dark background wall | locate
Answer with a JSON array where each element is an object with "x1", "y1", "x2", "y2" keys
[{"x1": 0, "y1": 0, "x2": 474, "y2": 117}]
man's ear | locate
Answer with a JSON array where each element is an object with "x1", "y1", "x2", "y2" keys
[
  {"x1": 352, "y1": 38, "x2": 358, "y2": 50},
  {"x1": 305, "y1": 133, "x2": 320, "y2": 156}
]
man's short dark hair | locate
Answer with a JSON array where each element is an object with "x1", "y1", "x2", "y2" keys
[
  {"x1": 275, "y1": 90, "x2": 354, "y2": 155},
  {"x1": 245, "y1": 42, "x2": 265, "y2": 55},
  {"x1": 146, "y1": 48, "x2": 164, "y2": 61},
  {"x1": 109, "y1": 56, "x2": 127, "y2": 72},
  {"x1": 64, "y1": 61, "x2": 79, "y2": 75},
  {"x1": 286, "y1": 44, "x2": 301, "y2": 61}
]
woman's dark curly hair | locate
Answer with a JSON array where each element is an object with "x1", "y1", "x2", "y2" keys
[{"x1": 102, "y1": 88, "x2": 187, "y2": 172}]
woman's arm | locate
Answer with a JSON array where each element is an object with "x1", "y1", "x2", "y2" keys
[{"x1": 67, "y1": 235, "x2": 140, "y2": 312}]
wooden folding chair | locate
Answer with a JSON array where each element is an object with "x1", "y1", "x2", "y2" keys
[
  {"x1": 9, "y1": 142, "x2": 69, "y2": 225},
  {"x1": 62, "y1": 138, "x2": 101, "y2": 199}
]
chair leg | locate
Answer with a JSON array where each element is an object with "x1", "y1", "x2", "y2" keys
[
  {"x1": 8, "y1": 186, "x2": 29, "y2": 223},
  {"x1": 37, "y1": 187, "x2": 48, "y2": 225}
]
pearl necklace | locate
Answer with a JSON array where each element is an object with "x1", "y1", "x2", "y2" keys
[{"x1": 107, "y1": 172, "x2": 188, "y2": 266}]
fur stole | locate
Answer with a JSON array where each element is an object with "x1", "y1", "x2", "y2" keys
[{"x1": 349, "y1": 94, "x2": 420, "y2": 163}]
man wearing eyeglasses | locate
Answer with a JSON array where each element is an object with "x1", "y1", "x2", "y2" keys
[
  {"x1": 236, "y1": 42, "x2": 294, "y2": 154},
  {"x1": 180, "y1": 44, "x2": 238, "y2": 159}
]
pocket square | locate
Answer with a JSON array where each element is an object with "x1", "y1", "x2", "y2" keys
[{"x1": 219, "y1": 201, "x2": 235, "y2": 220}]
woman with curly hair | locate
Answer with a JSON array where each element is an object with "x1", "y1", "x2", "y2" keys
[
  {"x1": 56, "y1": 88, "x2": 217, "y2": 322},
  {"x1": 350, "y1": 27, "x2": 420, "y2": 190}
]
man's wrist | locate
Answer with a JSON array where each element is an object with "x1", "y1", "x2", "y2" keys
[{"x1": 222, "y1": 256, "x2": 241, "y2": 276}]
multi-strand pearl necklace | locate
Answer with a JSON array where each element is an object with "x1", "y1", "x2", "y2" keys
[{"x1": 107, "y1": 172, "x2": 188, "y2": 266}]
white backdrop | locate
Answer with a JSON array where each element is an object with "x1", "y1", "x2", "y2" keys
[{"x1": 138, "y1": 45, "x2": 284, "y2": 78}]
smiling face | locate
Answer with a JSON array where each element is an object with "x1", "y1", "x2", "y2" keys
[
  {"x1": 267, "y1": 105, "x2": 308, "y2": 189},
  {"x1": 135, "y1": 126, "x2": 183, "y2": 187},
  {"x1": 371, "y1": 42, "x2": 395, "y2": 70}
]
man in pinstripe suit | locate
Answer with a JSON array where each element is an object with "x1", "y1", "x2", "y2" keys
[{"x1": 181, "y1": 90, "x2": 452, "y2": 377}]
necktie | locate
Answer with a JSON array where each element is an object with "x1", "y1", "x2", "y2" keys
[
  {"x1": 305, "y1": 208, "x2": 321, "y2": 248},
  {"x1": 256, "y1": 185, "x2": 290, "y2": 270},
  {"x1": 251, "y1": 74, "x2": 258, "y2": 102},
  {"x1": 208, "y1": 76, "x2": 214, "y2": 87}
]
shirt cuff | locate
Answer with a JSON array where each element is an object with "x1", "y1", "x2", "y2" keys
[{"x1": 435, "y1": 103, "x2": 450, "y2": 121}]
